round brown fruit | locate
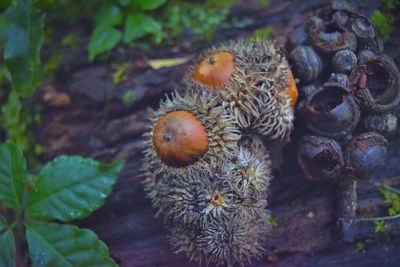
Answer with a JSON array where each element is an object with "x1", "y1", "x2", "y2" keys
[
  {"x1": 152, "y1": 110, "x2": 209, "y2": 167},
  {"x1": 192, "y1": 51, "x2": 234, "y2": 87}
]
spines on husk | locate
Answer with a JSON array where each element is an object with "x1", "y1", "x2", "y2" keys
[{"x1": 187, "y1": 39, "x2": 296, "y2": 140}]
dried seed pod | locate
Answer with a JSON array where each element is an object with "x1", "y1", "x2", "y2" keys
[
  {"x1": 350, "y1": 13, "x2": 383, "y2": 52},
  {"x1": 332, "y1": 10, "x2": 349, "y2": 27},
  {"x1": 363, "y1": 113, "x2": 398, "y2": 136},
  {"x1": 328, "y1": 73, "x2": 349, "y2": 85},
  {"x1": 332, "y1": 49, "x2": 357, "y2": 74},
  {"x1": 143, "y1": 90, "x2": 241, "y2": 177},
  {"x1": 307, "y1": 16, "x2": 357, "y2": 53},
  {"x1": 298, "y1": 135, "x2": 344, "y2": 182},
  {"x1": 351, "y1": 16, "x2": 376, "y2": 39},
  {"x1": 345, "y1": 132, "x2": 388, "y2": 177},
  {"x1": 187, "y1": 39, "x2": 295, "y2": 139},
  {"x1": 301, "y1": 82, "x2": 361, "y2": 139},
  {"x1": 349, "y1": 53, "x2": 400, "y2": 113},
  {"x1": 288, "y1": 26, "x2": 308, "y2": 49},
  {"x1": 290, "y1": 45, "x2": 324, "y2": 82},
  {"x1": 357, "y1": 49, "x2": 374, "y2": 62}
]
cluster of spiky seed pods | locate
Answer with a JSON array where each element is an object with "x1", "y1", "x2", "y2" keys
[
  {"x1": 143, "y1": 39, "x2": 297, "y2": 266},
  {"x1": 289, "y1": 2, "x2": 400, "y2": 241}
]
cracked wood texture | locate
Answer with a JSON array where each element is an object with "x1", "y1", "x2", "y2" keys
[{"x1": 37, "y1": 0, "x2": 400, "y2": 266}]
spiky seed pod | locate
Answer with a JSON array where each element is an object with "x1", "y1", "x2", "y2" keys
[
  {"x1": 143, "y1": 90, "x2": 241, "y2": 177},
  {"x1": 232, "y1": 147, "x2": 272, "y2": 203},
  {"x1": 159, "y1": 166, "x2": 242, "y2": 227},
  {"x1": 196, "y1": 212, "x2": 270, "y2": 267},
  {"x1": 239, "y1": 134, "x2": 268, "y2": 161},
  {"x1": 187, "y1": 39, "x2": 296, "y2": 140},
  {"x1": 168, "y1": 210, "x2": 271, "y2": 267},
  {"x1": 157, "y1": 147, "x2": 272, "y2": 228}
]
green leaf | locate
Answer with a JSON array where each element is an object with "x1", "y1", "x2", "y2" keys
[
  {"x1": 122, "y1": 90, "x2": 134, "y2": 105},
  {"x1": 251, "y1": 26, "x2": 275, "y2": 42},
  {"x1": 0, "y1": 229, "x2": 15, "y2": 267},
  {"x1": 132, "y1": 0, "x2": 167, "y2": 10},
  {"x1": 26, "y1": 221, "x2": 117, "y2": 267},
  {"x1": 0, "y1": 140, "x2": 27, "y2": 211},
  {"x1": 355, "y1": 241, "x2": 366, "y2": 253},
  {"x1": 94, "y1": 4, "x2": 122, "y2": 28},
  {"x1": 371, "y1": 10, "x2": 393, "y2": 42},
  {"x1": 123, "y1": 13, "x2": 162, "y2": 43},
  {"x1": 27, "y1": 156, "x2": 124, "y2": 222},
  {"x1": 0, "y1": 0, "x2": 44, "y2": 95},
  {"x1": 112, "y1": 63, "x2": 128, "y2": 85},
  {"x1": 88, "y1": 26, "x2": 122, "y2": 61},
  {"x1": 374, "y1": 220, "x2": 386, "y2": 233}
]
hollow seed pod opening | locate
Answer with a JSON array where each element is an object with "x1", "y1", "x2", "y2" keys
[
  {"x1": 152, "y1": 110, "x2": 208, "y2": 167},
  {"x1": 301, "y1": 82, "x2": 361, "y2": 139},
  {"x1": 192, "y1": 51, "x2": 235, "y2": 87},
  {"x1": 307, "y1": 16, "x2": 357, "y2": 53},
  {"x1": 350, "y1": 54, "x2": 400, "y2": 113},
  {"x1": 298, "y1": 135, "x2": 344, "y2": 183}
]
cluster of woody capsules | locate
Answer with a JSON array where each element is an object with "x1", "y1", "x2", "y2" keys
[
  {"x1": 288, "y1": 3, "x2": 400, "y2": 240},
  {"x1": 143, "y1": 40, "x2": 298, "y2": 266}
]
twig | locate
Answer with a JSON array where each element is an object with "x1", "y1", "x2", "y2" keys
[{"x1": 356, "y1": 213, "x2": 400, "y2": 222}]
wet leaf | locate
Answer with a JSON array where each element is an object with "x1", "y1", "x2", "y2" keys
[
  {"x1": 26, "y1": 221, "x2": 117, "y2": 267},
  {"x1": 148, "y1": 57, "x2": 189, "y2": 70},
  {"x1": 0, "y1": 140, "x2": 27, "y2": 211},
  {"x1": 26, "y1": 156, "x2": 124, "y2": 222}
]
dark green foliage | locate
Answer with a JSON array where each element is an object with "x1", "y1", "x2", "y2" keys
[
  {"x1": 0, "y1": 0, "x2": 44, "y2": 154},
  {"x1": 34, "y1": 0, "x2": 236, "y2": 60},
  {"x1": 371, "y1": 0, "x2": 400, "y2": 42},
  {"x1": 379, "y1": 186, "x2": 400, "y2": 216},
  {"x1": 0, "y1": 140, "x2": 125, "y2": 266}
]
